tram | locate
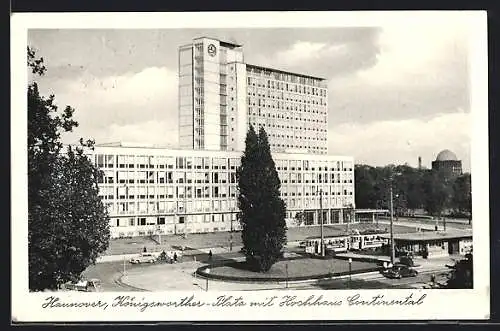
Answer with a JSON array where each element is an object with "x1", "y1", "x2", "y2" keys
[
  {"x1": 303, "y1": 235, "x2": 350, "y2": 254},
  {"x1": 349, "y1": 233, "x2": 388, "y2": 250}
]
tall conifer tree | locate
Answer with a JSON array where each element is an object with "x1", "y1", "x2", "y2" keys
[{"x1": 237, "y1": 125, "x2": 287, "y2": 272}]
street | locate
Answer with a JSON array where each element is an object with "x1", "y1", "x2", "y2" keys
[{"x1": 83, "y1": 252, "x2": 451, "y2": 292}]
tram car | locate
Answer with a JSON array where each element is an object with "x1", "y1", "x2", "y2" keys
[
  {"x1": 349, "y1": 232, "x2": 389, "y2": 250},
  {"x1": 303, "y1": 235, "x2": 350, "y2": 254}
]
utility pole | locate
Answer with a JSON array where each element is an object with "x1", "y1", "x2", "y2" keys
[
  {"x1": 320, "y1": 189, "x2": 324, "y2": 257},
  {"x1": 183, "y1": 193, "x2": 188, "y2": 239},
  {"x1": 389, "y1": 185, "x2": 395, "y2": 265}
]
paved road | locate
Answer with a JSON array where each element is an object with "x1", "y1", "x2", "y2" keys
[{"x1": 84, "y1": 252, "x2": 451, "y2": 292}]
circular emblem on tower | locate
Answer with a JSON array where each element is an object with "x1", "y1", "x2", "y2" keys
[{"x1": 207, "y1": 44, "x2": 217, "y2": 57}]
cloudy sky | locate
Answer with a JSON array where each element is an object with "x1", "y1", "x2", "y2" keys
[{"x1": 28, "y1": 17, "x2": 472, "y2": 171}]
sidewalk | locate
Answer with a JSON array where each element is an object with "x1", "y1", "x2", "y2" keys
[{"x1": 336, "y1": 252, "x2": 390, "y2": 263}]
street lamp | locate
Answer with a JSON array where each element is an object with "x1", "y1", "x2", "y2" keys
[
  {"x1": 389, "y1": 186, "x2": 395, "y2": 265},
  {"x1": 230, "y1": 206, "x2": 235, "y2": 232},
  {"x1": 388, "y1": 169, "x2": 401, "y2": 266},
  {"x1": 348, "y1": 258, "x2": 352, "y2": 289},
  {"x1": 205, "y1": 268, "x2": 210, "y2": 292},
  {"x1": 184, "y1": 192, "x2": 188, "y2": 239},
  {"x1": 156, "y1": 225, "x2": 162, "y2": 246},
  {"x1": 285, "y1": 263, "x2": 289, "y2": 289},
  {"x1": 319, "y1": 189, "x2": 324, "y2": 257}
]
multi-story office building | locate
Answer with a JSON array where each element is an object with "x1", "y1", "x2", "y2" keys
[
  {"x1": 90, "y1": 37, "x2": 353, "y2": 238},
  {"x1": 91, "y1": 144, "x2": 354, "y2": 238},
  {"x1": 178, "y1": 37, "x2": 328, "y2": 155}
]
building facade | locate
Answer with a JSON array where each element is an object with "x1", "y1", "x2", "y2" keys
[
  {"x1": 91, "y1": 144, "x2": 354, "y2": 239},
  {"x1": 431, "y1": 149, "x2": 463, "y2": 177},
  {"x1": 382, "y1": 230, "x2": 473, "y2": 258},
  {"x1": 178, "y1": 37, "x2": 328, "y2": 154}
]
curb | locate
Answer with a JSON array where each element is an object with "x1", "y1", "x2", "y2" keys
[
  {"x1": 114, "y1": 273, "x2": 149, "y2": 292},
  {"x1": 195, "y1": 262, "x2": 382, "y2": 283}
]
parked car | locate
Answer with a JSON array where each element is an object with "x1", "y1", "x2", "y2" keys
[
  {"x1": 63, "y1": 279, "x2": 101, "y2": 292},
  {"x1": 129, "y1": 252, "x2": 158, "y2": 264},
  {"x1": 381, "y1": 264, "x2": 418, "y2": 279}
]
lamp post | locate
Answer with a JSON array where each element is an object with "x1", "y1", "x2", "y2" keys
[
  {"x1": 184, "y1": 193, "x2": 188, "y2": 239},
  {"x1": 389, "y1": 185, "x2": 395, "y2": 265},
  {"x1": 156, "y1": 225, "x2": 162, "y2": 246},
  {"x1": 319, "y1": 189, "x2": 324, "y2": 257},
  {"x1": 348, "y1": 258, "x2": 352, "y2": 289},
  {"x1": 205, "y1": 268, "x2": 210, "y2": 291},
  {"x1": 230, "y1": 206, "x2": 235, "y2": 232},
  {"x1": 285, "y1": 263, "x2": 289, "y2": 289},
  {"x1": 123, "y1": 255, "x2": 126, "y2": 275},
  {"x1": 388, "y1": 169, "x2": 401, "y2": 266}
]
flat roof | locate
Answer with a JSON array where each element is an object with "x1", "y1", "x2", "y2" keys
[
  {"x1": 193, "y1": 36, "x2": 243, "y2": 48},
  {"x1": 246, "y1": 63, "x2": 326, "y2": 81},
  {"x1": 90, "y1": 143, "x2": 354, "y2": 160},
  {"x1": 380, "y1": 230, "x2": 472, "y2": 242},
  {"x1": 355, "y1": 209, "x2": 389, "y2": 214}
]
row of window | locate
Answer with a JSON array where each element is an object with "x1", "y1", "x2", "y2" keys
[
  {"x1": 249, "y1": 119, "x2": 327, "y2": 130},
  {"x1": 249, "y1": 112, "x2": 327, "y2": 125},
  {"x1": 246, "y1": 74, "x2": 327, "y2": 93},
  {"x1": 100, "y1": 189, "x2": 354, "y2": 202},
  {"x1": 247, "y1": 92, "x2": 326, "y2": 106},
  {"x1": 113, "y1": 213, "x2": 238, "y2": 227},
  {"x1": 105, "y1": 195, "x2": 355, "y2": 215},
  {"x1": 248, "y1": 107, "x2": 327, "y2": 118},
  {"x1": 96, "y1": 154, "x2": 353, "y2": 170}
]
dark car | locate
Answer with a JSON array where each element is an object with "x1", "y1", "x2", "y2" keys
[{"x1": 382, "y1": 264, "x2": 418, "y2": 279}]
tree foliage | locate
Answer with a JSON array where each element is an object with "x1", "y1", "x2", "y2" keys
[
  {"x1": 355, "y1": 163, "x2": 470, "y2": 219},
  {"x1": 28, "y1": 47, "x2": 110, "y2": 291},
  {"x1": 446, "y1": 253, "x2": 473, "y2": 289},
  {"x1": 237, "y1": 126, "x2": 287, "y2": 272},
  {"x1": 451, "y1": 173, "x2": 472, "y2": 220}
]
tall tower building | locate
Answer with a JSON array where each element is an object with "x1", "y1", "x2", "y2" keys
[
  {"x1": 178, "y1": 37, "x2": 328, "y2": 154},
  {"x1": 178, "y1": 37, "x2": 245, "y2": 151}
]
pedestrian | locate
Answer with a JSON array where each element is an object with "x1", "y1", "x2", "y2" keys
[
  {"x1": 174, "y1": 252, "x2": 178, "y2": 263},
  {"x1": 143, "y1": 246, "x2": 147, "y2": 253},
  {"x1": 160, "y1": 250, "x2": 166, "y2": 262},
  {"x1": 435, "y1": 225, "x2": 438, "y2": 231},
  {"x1": 431, "y1": 273, "x2": 436, "y2": 284},
  {"x1": 208, "y1": 250, "x2": 213, "y2": 261}
]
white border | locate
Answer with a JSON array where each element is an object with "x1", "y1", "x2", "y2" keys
[{"x1": 11, "y1": 11, "x2": 489, "y2": 322}]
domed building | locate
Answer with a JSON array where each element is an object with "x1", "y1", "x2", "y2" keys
[{"x1": 431, "y1": 149, "x2": 463, "y2": 177}]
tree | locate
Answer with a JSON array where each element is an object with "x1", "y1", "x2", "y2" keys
[
  {"x1": 28, "y1": 47, "x2": 110, "y2": 291},
  {"x1": 422, "y1": 169, "x2": 452, "y2": 218},
  {"x1": 237, "y1": 125, "x2": 287, "y2": 272},
  {"x1": 354, "y1": 165, "x2": 377, "y2": 209},
  {"x1": 446, "y1": 253, "x2": 473, "y2": 289},
  {"x1": 451, "y1": 173, "x2": 472, "y2": 223}
]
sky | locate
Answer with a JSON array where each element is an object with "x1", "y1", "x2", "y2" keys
[{"x1": 28, "y1": 18, "x2": 472, "y2": 171}]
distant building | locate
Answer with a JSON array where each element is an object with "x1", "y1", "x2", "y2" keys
[{"x1": 431, "y1": 149, "x2": 463, "y2": 177}]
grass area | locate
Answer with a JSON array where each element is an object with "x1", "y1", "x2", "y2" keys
[
  {"x1": 105, "y1": 223, "x2": 419, "y2": 255},
  {"x1": 205, "y1": 257, "x2": 376, "y2": 279}
]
